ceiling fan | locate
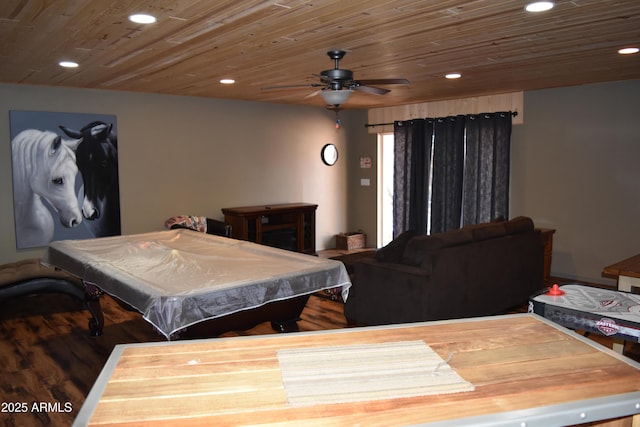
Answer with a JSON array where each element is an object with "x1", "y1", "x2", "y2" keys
[{"x1": 262, "y1": 50, "x2": 410, "y2": 106}]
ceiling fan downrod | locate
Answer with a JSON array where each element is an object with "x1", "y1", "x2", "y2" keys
[{"x1": 327, "y1": 50, "x2": 346, "y2": 67}]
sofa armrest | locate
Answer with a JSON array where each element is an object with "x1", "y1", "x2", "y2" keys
[
  {"x1": 354, "y1": 258, "x2": 430, "y2": 278},
  {"x1": 345, "y1": 259, "x2": 432, "y2": 326}
]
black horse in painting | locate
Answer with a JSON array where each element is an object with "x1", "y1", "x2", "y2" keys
[{"x1": 60, "y1": 121, "x2": 121, "y2": 237}]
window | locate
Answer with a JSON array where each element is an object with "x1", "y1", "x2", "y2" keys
[
  {"x1": 378, "y1": 132, "x2": 435, "y2": 245},
  {"x1": 377, "y1": 133, "x2": 395, "y2": 247}
]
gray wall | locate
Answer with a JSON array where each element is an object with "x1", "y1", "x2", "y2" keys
[
  {"x1": 0, "y1": 83, "x2": 366, "y2": 262},
  {"x1": 510, "y1": 80, "x2": 640, "y2": 285},
  {"x1": 346, "y1": 120, "x2": 378, "y2": 242}
]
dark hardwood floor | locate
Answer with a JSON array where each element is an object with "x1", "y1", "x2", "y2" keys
[
  {"x1": 0, "y1": 291, "x2": 348, "y2": 427},
  {"x1": 1, "y1": 287, "x2": 638, "y2": 427}
]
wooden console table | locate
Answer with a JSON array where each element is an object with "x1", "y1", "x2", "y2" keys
[
  {"x1": 603, "y1": 254, "x2": 640, "y2": 292},
  {"x1": 537, "y1": 228, "x2": 556, "y2": 285},
  {"x1": 222, "y1": 203, "x2": 317, "y2": 254}
]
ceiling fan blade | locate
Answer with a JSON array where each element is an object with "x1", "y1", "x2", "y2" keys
[
  {"x1": 261, "y1": 83, "x2": 324, "y2": 91},
  {"x1": 357, "y1": 78, "x2": 410, "y2": 86},
  {"x1": 354, "y1": 85, "x2": 391, "y2": 95},
  {"x1": 304, "y1": 90, "x2": 322, "y2": 99}
]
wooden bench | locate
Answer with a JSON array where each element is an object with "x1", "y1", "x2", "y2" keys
[{"x1": 0, "y1": 258, "x2": 103, "y2": 335}]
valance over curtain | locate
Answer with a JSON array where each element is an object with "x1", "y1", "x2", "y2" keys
[{"x1": 393, "y1": 112, "x2": 512, "y2": 236}]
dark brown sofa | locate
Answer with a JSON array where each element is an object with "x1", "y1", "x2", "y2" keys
[{"x1": 344, "y1": 216, "x2": 544, "y2": 326}]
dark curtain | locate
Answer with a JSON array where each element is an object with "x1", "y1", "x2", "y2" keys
[
  {"x1": 393, "y1": 119, "x2": 433, "y2": 235},
  {"x1": 461, "y1": 112, "x2": 512, "y2": 225},
  {"x1": 430, "y1": 116, "x2": 465, "y2": 233},
  {"x1": 393, "y1": 111, "x2": 513, "y2": 235}
]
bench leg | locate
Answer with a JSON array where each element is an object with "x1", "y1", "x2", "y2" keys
[{"x1": 84, "y1": 282, "x2": 104, "y2": 336}]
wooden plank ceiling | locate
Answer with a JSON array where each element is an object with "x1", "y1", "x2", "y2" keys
[{"x1": 0, "y1": 0, "x2": 638, "y2": 109}]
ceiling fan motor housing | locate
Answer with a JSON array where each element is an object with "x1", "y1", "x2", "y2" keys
[
  {"x1": 321, "y1": 68, "x2": 354, "y2": 90},
  {"x1": 321, "y1": 50, "x2": 353, "y2": 90}
]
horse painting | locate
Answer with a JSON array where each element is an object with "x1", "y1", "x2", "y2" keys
[
  {"x1": 59, "y1": 121, "x2": 121, "y2": 237},
  {"x1": 11, "y1": 129, "x2": 83, "y2": 248}
]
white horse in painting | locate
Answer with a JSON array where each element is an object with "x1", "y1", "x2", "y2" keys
[{"x1": 11, "y1": 129, "x2": 83, "y2": 248}]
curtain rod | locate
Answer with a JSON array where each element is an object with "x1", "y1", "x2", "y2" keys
[{"x1": 364, "y1": 111, "x2": 518, "y2": 128}]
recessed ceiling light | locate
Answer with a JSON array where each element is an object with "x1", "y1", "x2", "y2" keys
[
  {"x1": 59, "y1": 61, "x2": 79, "y2": 68},
  {"x1": 220, "y1": 79, "x2": 236, "y2": 84},
  {"x1": 618, "y1": 47, "x2": 639, "y2": 55},
  {"x1": 525, "y1": 2, "x2": 555, "y2": 12},
  {"x1": 129, "y1": 14, "x2": 156, "y2": 24},
  {"x1": 445, "y1": 73, "x2": 461, "y2": 79}
]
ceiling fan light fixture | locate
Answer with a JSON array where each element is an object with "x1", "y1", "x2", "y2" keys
[{"x1": 320, "y1": 89, "x2": 352, "y2": 105}]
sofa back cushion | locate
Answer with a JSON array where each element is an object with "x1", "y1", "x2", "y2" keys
[
  {"x1": 466, "y1": 221, "x2": 508, "y2": 241},
  {"x1": 393, "y1": 216, "x2": 535, "y2": 269},
  {"x1": 375, "y1": 230, "x2": 417, "y2": 263},
  {"x1": 505, "y1": 216, "x2": 534, "y2": 234},
  {"x1": 462, "y1": 216, "x2": 533, "y2": 240},
  {"x1": 401, "y1": 228, "x2": 473, "y2": 267}
]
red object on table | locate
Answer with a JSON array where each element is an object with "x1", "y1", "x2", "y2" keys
[{"x1": 547, "y1": 284, "x2": 565, "y2": 296}]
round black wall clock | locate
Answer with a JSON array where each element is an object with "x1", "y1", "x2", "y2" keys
[{"x1": 321, "y1": 143, "x2": 338, "y2": 166}]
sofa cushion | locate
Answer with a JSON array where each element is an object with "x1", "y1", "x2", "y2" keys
[
  {"x1": 505, "y1": 216, "x2": 534, "y2": 234},
  {"x1": 333, "y1": 250, "x2": 376, "y2": 274},
  {"x1": 468, "y1": 222, "x2": 508, "y2": 241},
  {"x1": 401, "y1": 228, "x2": 473, "y2": 267},
  {"x1": 408, "y1": 229, "x2": 474, "y2": 252},
  {"x1": 375, "y1": 230, "x2": 417, "y2": 263}
]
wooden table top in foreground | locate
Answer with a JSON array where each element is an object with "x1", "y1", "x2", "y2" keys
[{"x1": 75, "y1": 314, "x2": 640, "y2": 427}]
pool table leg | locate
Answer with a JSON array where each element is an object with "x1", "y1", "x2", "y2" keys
[
  {"x1": 84, "y1": 282, "x2": 104, "y2": 336},
  {"x1": 271, "y1": 317, "x2": 301, "y2": 333}
]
